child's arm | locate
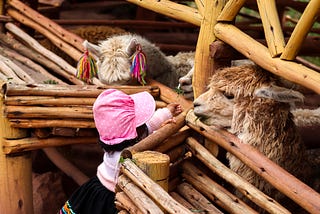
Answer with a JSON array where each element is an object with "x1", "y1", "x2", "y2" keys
[{"x1": 146, "y1": 103, "x2": 183, "y2": 134}]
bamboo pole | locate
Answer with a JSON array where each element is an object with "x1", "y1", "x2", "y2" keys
[
  {"x1": 182, "y1": 161, "x2": 258, "y2": 214},
  {"x1": 186, "y1": 137, "x2": 290, "y2": 214},
  {"x1": 7, "y1": 0, "x2": 84, "y2": 51},
  {"x1": 0, "y1": 80, "x2": 33, "y2": 213},
  {"x1": 186, "y1": 109, "x2": 320, "y2": 213},
  {"x1": 281, "y1": 0, "x2": 320, "y2": 60},
  {"x1": 3, "y1": 136, "x2": 98, "y2": 154},
  {"x1": 117, "y1": 175, "x2": 164, "y2": 214},
  {"x1": 257, "y1": 0, "x2": 285, "y2": 57},
  {"x1": 193, "y1": 0, "x2": 227, "y2": 98},
  {"x1": 214, "y1": 23, "x2": 320, "y2": 94},
  {"x1": 7, "y1": 9, "x2": 83, "y2": 61},
  {"x1": 121, "y1": 159, "x2": 193, "y2": 213},
  {"x1": 176, "y1": 182, "x2": 223, "y2": 214},
  {"x1": 126, "y1": 0, "x2": 201, "y2": 26},
  {"x1": 5, "y1": 83, "x2": 159, "y2": 97},
  {"x1": 217, "y1": 0, "x2": 246, "y2": 21}
]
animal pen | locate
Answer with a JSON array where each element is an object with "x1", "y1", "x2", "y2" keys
[{"x1": 0, "y1": 0, "x2": 319, "y2": 213}]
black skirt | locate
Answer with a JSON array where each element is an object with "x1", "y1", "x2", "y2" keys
[{"x1": 60, "y1": 176, "x2": 118, "y2": 214}]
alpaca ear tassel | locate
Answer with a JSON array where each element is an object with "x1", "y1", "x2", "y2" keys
[
  {"x1": 76, "y1": 49, "x2": 98, "y2": 83},
  {"x1": 130, "y1": 44, "x2": 147, "y2": 86}
]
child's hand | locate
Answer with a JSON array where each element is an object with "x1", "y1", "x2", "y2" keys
[{"x1": 167, "y1": 103, "x2": 183, "y2": 117}]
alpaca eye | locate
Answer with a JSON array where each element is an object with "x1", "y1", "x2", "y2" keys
[{"x1": 223, "y1": 92, "x2": 234, "y2": 99}]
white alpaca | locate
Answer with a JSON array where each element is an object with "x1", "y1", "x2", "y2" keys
[
  {"x1": 193, "y1": 64, "x2": 314, "y2": 209},
  {"x1": 84, "y1": 33, "x2": 194, "y2": 93}
]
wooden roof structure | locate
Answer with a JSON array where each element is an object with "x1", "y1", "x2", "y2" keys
[{"x1": 0, "y1": 0, "x2": 319, "y2": 213}]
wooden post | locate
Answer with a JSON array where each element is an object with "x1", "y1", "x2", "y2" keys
[
  {"x1": 0, "y1": 81, "x2": 33, "y2": 213},
  {"x1": 132, "y1": 151, "x2": 170, "y2": 191},
  {"x1": 193, "y1": 0, "x2": 227, "y2": 98}
]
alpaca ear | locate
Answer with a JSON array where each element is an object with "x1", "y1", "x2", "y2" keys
[
  {"x1": 254, "y1": 85, "x2": 304, "y2": 103},
  {"x1": 82, "y1": 40, "x2": 101, "y2": 59},
  {"x1": 125, "y1": 38, "x2": 138, "y2": 56}
]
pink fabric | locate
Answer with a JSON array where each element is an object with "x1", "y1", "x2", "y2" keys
[
  {"x1": 97, "y1": 107, "x2": 173, "y2": 192},
  {"x1": 146, "y1": 108, "x2": 172, "y2": 134},
  {"x1": 93, "y1": 89, "x2": 155, "y2": 145}
]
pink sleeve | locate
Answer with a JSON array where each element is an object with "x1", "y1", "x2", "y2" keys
[{"x1": 146, "y1": 108, "x2": 172, "y2": 134}]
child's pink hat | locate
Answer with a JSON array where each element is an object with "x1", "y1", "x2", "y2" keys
[{"x1": 93, "y1": 89, "x2": 155, "y2": 145}]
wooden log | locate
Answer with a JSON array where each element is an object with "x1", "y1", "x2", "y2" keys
[
  {"x1": 121, "y1": 110, "x2": 187, "y2": 158},
  {"x1": 281, "y1": 0, "x2": 320, "y2": 60},
  {"x1": 5, "y1": 96, "x2": 169, "y2": 108},
  {"x1": 117, "y1": 175, "x2": 164, "y2": 214},
  {"x1": 5, "y1": 96, "x2": 96, "y2": 106},
  {"x1": 5, "y1": 22, "x2": 79, "y2": 76},
  {"x1": 4, "y1": 83, "x2": 160, "y2": 97},
  {"x1": 194, "y1": 0, "x2": 204, "y2": 16},
  {"x1": 0, "y1": 57, "x2": 25, "y2": 84},
  {"x1": 217, "y1": 0, "x2": 246, "y2": 21},
  {"x1": 0, "y1": 32, "x2": 83, "y2": 85},
  {"x1": 186, "y1": 137, "x2": 290, "y2": 214},
  {"x1": 121, "y1": 159, "x2": 193, "y2": 213},
  {"x1": 0, "y1": 54, "x2": 34, "y2": 83},
  {"x1": 165, "y1": 144, "x2": 187, "y2": 164},
  {"x1": 154, "y1": 127, "x2": 190, "y2": 153},
  {"x1": 169, "y1": 192, "x2": 196, "y2": 212},
  {"x1": 42, "y1": 147, "x2": 89, "y2": 185},
  {"x1": 7, "y1": 9, "x2": 82, "y2": 61},
  {"x1": 176, "y1": 182, "x2": 223, "y2": 214},
  {"x1": 115, "y1": 191, "x2": 144, "y2": 214},
  {"x1": 8, "y1": 118, "x2": 95, "y2": 129},
  {"x1": 193, "y1": 0, "x2": 227, "y2": 98},
  {"x1": 5, "y1": 105, "x2": 93, "y2": 119},
  {"x1": 214, "y1": 23, "x2": 320, "y2": 94},
  {"x1": 256, "y1": 0, "x2": 285, "y2": 57},
  {"x1": 7, "y1": 0, "x2": 84, "y2": 51},
  {"x1": 182, "y1": 161, "x2": 258, "y2": 214},
  {"x1": 126, "y1": 0, "x2": 201, "y2": 26},
  {"x1": 0, "y1": 80, "x2": 33, "y2": 213},
  {"x1": 3, "y1": 136, "x2": 98, "y2": 154},
  {"x1": 0, "y1": 45, "x2": 66, "y2": 84},
  {"x1": 133, "y1": 151, "x2": 170, "y2": 191},
  {"x1": 147, "y1": 79, "x2": 193, "y2": 111},
  {"x1": 186, "y1": 109, "x2": 320, "y2": 213}
]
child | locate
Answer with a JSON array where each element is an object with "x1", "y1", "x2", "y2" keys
[{"x1": 60, "y1": 88, "x2": 182, "y2": 214}]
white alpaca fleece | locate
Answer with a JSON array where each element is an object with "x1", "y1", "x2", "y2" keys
[{"x1": 84, "y1": 33, "x2": 193, "y2": 88}]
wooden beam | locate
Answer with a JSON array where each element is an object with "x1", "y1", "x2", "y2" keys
[
  {"x1": 257, "y1": 0, "x2": 285, "y2": 57},
  {"x1": 281, "y1": 0, "x2": 320, "y2": 60},
  {"x1": 125, "y1": 0, "x2": 202, "y2": 26},
  {"x1": 214, "y1": 23, "x2": 320, "y2": 94}
]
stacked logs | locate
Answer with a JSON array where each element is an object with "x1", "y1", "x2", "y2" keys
[{"x1": 111, "y1": 109, "x2": 320, "y2": 214}]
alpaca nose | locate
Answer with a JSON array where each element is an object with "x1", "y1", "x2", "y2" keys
[{"x1": 193, "y1": 102, "x2": 201, "y2": 108}]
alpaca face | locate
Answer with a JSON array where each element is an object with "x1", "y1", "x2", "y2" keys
[
  {"x1": 84, "y1": 35, "x2": 140, "y2": 85},
  {"x1": 193, "y1": 87, "x2": 234, "y2": 128}
]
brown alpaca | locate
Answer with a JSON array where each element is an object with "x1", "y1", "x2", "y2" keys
[{"x1": 193, "y1": 64, "x2": 313, "y2": 209}]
